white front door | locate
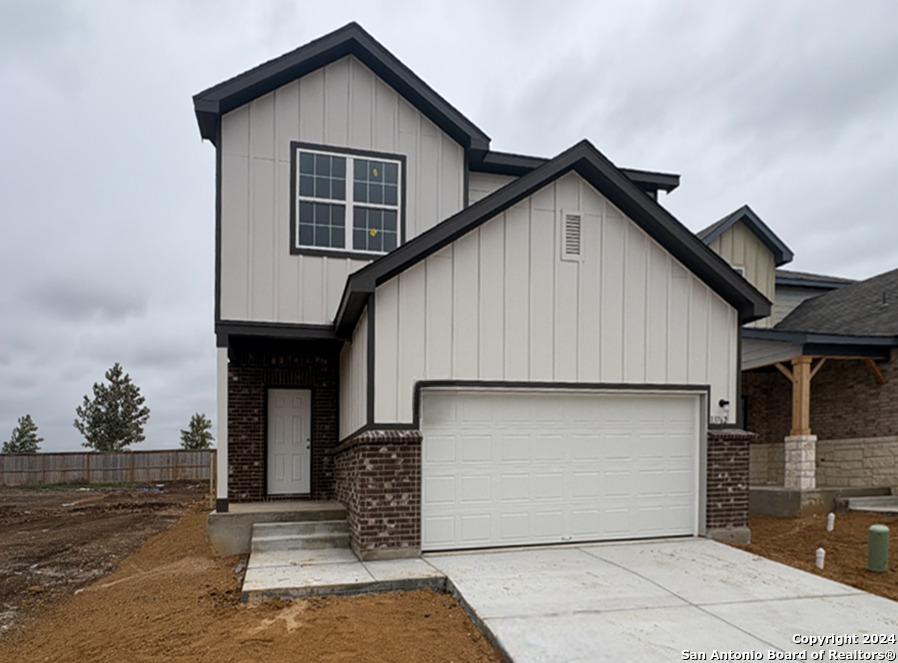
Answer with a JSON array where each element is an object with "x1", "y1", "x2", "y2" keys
[{"x1": 267, "y1": 389, "x2": 311, "y2": 495}]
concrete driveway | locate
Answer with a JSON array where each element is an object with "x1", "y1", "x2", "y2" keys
[{"x1": 426, "y1": 539, "x2": 898, "y2": 662}]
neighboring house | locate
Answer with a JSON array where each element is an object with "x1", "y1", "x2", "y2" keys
[
  {"x1": 194, "y1": 23, "x2": 769, "y2": 558},
  {"x1": 700, "y1": 207, "x2": 897, "y2": 513},
  {"x1": 743, "y1": 269, "x2": 898, "y2": 501}
]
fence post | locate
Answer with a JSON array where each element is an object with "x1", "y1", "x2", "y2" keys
[
  {"x1": 41, "y1": 454, "x2": 46, "y2": 485},
  {"x1": 86, "y1": 453, "x2": 91, "y2": 484},
  {"x1": 129, "y1": 451, "x2": 134, "y2": 483},
  {"x1": 209, "y1": 451, "x2": 216, "y2": 509},
  {"x1": 173, "y1": 450, "x2": 179, "y2": 481}
]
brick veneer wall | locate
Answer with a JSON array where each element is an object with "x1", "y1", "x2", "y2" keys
[
  {"x1": 333, "y1": 429, "x2": 422, "y2": 560},
  {"x1": 706, "y1": 429, "x2": 754, "y2": 530},
  {"x1": 227, "y1": 337, "x2": 340, "y2": 502},
  {"x1": 744, "y1": 350, "x2": 898, "y2": 487}
]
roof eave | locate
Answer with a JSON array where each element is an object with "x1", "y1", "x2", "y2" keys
[{"x1": 193, "y1": 22, "x2": 490, "y2": 153}]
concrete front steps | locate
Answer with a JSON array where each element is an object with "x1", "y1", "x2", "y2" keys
[
  {"x1": 250, "y1": 520, "x2": 351, "y2": 553},
  {"x1": 241, "y1": 514, "x2": 446, "y2": 603}
]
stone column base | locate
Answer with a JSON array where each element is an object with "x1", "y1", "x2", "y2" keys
[{"x1": 784, "y1": 434, "x2": 817, "y2": 491}]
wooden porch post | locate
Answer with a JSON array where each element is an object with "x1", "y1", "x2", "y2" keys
[
  {"x1": 775, "y1": 355, "x2": 826, "y2": 492},
  {"x1": 790, "y1": 356, "x2": 812, "y2": 436}
]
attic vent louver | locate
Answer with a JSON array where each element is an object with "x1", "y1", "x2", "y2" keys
[{"x1": 561, "y1": 211, "x2": 583, "y2": 262}]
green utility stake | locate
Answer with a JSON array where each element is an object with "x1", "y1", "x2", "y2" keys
[{"x1": 867, "y1": 524, "x2": 889, "y2": 573}]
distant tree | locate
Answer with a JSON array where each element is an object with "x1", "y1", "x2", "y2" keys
[
  {"x1": 180, "y1": 413, "x2": 214, "y2": 450},
  {"x1": 73, "y1": 363, "x2": 150, "y2": 452},
  {"x1": 3, "y1": 414, "x2": 43, "y2": 453}
]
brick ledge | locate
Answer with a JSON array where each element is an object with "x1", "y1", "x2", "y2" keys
[{"x1": 333, "y1": 428, "x2": 423, "y2": 454}]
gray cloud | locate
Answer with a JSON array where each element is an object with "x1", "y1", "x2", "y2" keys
[
  {"x1": 1, "y1": 0, "x2": 897, "y2": 452},
  {"x1": 27, "y1": 280, "x2": 147, "y2": 322}
]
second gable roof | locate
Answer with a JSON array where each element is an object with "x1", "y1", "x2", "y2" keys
[
  {"x1": 335, "y1": 140, "x2": 771, "y2": 336},
  {"x1": 698, "y1": 205, "x2": 794, "y2": 267}
]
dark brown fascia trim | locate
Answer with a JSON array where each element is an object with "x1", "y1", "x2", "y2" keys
[
  {"x1": 742, "y1": 327, "x2": 898, "y2": 348},
  {"x1": 214, "y1": 125, "x2": 222, "y2": 327},
  {"x1": 471, "y1": 150, "x2": 681, "y2": 194},
  {"x1": 334, "y1": 140, "x2": 769, "y2": 336},
  {"x1": 194, "y1": 22, "x2": 490, "y2": 155},
  {"x1": 216, "y1": 320, "x2": 343, "y2": 344},
  {"x1": 736, "y1": 331, "x2": 744, "y2": 429},
  {"x1": 288, "y1": 141, "x2": 407, "y2": 258},
  {"x1": 365, "y1": 293, "x2": 376, "y2": 428}
]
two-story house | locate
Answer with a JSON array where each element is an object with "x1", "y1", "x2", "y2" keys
[{"x1": 194, "y1": 23, "x2": 770, "y2": 558}]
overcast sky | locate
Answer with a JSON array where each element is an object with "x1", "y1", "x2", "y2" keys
[{"x1": 2, "y1": 1, "x2": 897, "y2": 452}]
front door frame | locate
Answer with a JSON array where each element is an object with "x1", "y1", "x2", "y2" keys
[{"x1": 266, "y1": 388, "x2": 312, "y2": 496}]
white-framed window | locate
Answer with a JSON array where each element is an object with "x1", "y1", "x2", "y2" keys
[{"x1": 292, "y1": 144, "x2": 402, "y2": 255}]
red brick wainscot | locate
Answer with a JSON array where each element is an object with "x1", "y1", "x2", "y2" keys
[
  {"x1": 333, "y1": 429, "x2": 422, "y2": 560},
  {"x1": 706, "y1": 428, "x2": 755, "y2": 544}
]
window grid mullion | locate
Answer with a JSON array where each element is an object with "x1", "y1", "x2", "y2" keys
[{"x1": 296, "y1": 147, "x2": 401, "y2": 254}]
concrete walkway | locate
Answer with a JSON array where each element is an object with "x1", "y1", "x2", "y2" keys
[{"x1": 243, "y1": 539, "x2": 898, "y2": 662}]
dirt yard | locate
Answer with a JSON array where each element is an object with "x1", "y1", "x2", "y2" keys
[
  {"x1": 0, "y1": 481, "x2": 208, "y2": 636},
  {"x1": 2, "y1": 486, "x2": 897, "y2": 662},
  {"x1": 733, "y1": 510, "x2": 898, "y2": 602},
  {"x1": 1, "y1": 484, "x2": 505, "y2": 662}
]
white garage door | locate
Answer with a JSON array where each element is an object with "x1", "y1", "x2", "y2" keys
[{"x1": 421, "y1": 389, "x2": 702, "y2": 551}]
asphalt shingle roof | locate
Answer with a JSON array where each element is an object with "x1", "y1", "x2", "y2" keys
[{"x1": 776, "y1": 267, "x2": 898, "y2": 336}]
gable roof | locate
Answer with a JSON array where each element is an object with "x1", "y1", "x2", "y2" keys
[
  {"x1": 776, "y1": 267, "x2": 898, "y2": 337},
  {"x1": 193, "y1": 22, "x2": 490, "y2": 156},
  {"x1": 334, "y1": 140, "x2": 771, "y2": 337},
  {"x1": 698, "y1": 205, "x2": 794, "y2": 266}
]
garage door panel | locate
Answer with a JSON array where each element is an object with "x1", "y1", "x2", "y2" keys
[
  {"x1": 423, "y1": 475, "x2": 456, "y2": 504},
  {"x1": 422, "y1": 390, "x2": 700, "y2": 551},
  {"x1": 571, "y1": 471, "x2": 601, "y2": 497},
  {"x1": 423, "y1": 516, "x2": 456, "y2": 545},
  {"x1": 500, "y1": 435, "x2": 532, "y2": 461},
  {"x1": 460, "y1": 514, "x2": 491, "y2": 543},
  {"x1": 460, "y1": 475, "x2": 491, "y2": 502},
  {"x1": 499, "y1": 473, "x2": 530, "y2": 501},
  {"x1": 424, "y1": 435, "x2": 457, "y2": 463},
  {"x1": 461, "y1": 435, "x2": 492, "y2": 461},
  {"x1": 532, "y1": 473, "x2": 564, "y2": 499}
]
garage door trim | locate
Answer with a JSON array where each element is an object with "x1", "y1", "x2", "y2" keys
[{"x1": 419, "y1": 385, "x2": 708, "y2": 552}]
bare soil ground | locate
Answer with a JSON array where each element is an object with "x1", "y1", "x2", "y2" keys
[
  {"x1": 3, "y1": 486, "x2": 896, "y2": 663},
  {"x1": 0, "y1": 481, "x2": 208, "y2": 636},
  {"x1": 1, "y1": 484, "x2": 505, "y2": 662},
  {"x1": 732, "y1": 510, "x2": 898, "y2": 602}
]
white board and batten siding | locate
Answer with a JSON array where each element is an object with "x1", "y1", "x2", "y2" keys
[
  {"x1": 468, "y1": 172, "x2": 516, "y2": 205},
  {"x1": 339, "y1": 309, "x2": 368, "y2": 440},
  {"x1": 219, "y1": 55, "x2": 466, "y2": 325},
  {"x1": 373, "y1": 172, "x2": 739, "y2": 425},
  {"x1": 705, "y1": 221, "x2": 775, "y2": 328}
]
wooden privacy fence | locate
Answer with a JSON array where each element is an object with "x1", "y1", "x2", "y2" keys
[{"x1": 0, "y1": 449, "x2": 216, "y2": 486}]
